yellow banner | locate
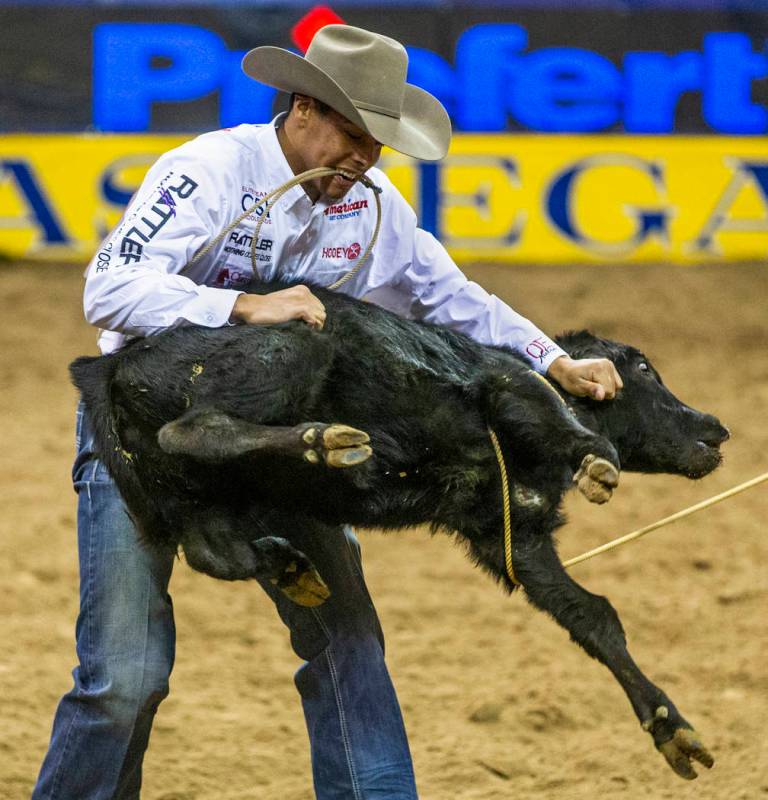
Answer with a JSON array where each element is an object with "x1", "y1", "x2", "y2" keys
[{"x1": 2, "y1": 133, "x2": 768, "y2": 263}]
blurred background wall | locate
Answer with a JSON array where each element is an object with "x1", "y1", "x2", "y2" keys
[{"x1": 2, "y1": 0, "x2": 767, "y2": 264}]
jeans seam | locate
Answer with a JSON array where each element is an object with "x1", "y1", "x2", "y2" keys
[
  {"x1": 343, "y1": 527, "x2": 367, "y2": 586},
  {"x1": 312, "y1": 610, "x2": 363, "y2": 800},
  {"x1": 47, "y1": 704, "x2": 83, "y2": 799},
  {"x1": 114, "y1": 573, "x2": 153, "y2": 800},
  {"x1": 74, "y1": 406, "x2": 83, "y2": 454},
  {"x1": 342, "y1": 528, "x2": 385, "y2": 654},
  {"x1": 48, "y1": 471, "x2": 99, "y2": 799},
  {"x1": 85, "y1": 476, "x2": 96, "y2": 684}
]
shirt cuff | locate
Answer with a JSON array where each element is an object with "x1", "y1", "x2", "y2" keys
[
  {"x1": 185, "y1": 285, "x2": 244, "y2": 327},
  {"x1": 523, "y1": 339, "x2": 569, "y2": 375}
]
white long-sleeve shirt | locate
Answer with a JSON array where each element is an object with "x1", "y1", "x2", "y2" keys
[{"x1": 84, "y1": 118, "x2": 567, "y2": 373}]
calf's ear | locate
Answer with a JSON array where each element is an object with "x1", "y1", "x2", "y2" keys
[
  {"x1": 554, "y1": 330, "x2": 602, "y2": 359},
  {"x1": 555, "y1": 330, "x2": 626, "y2": 364}
]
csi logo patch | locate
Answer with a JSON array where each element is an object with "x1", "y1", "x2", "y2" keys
[
  {"x1": 321, "y1": 242, "x2": 361, "y2": 260},
  {"x1": 241, "y1": 187, "x2": 271, "y2": 221}
]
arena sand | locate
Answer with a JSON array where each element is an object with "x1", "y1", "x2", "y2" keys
[{"x1": 1, "y1": 261, "x2": 766, "y2": 800}]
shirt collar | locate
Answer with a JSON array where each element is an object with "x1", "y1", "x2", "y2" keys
[
  {"x1": 259, "y1": 113, "x2": 372, "y2": 215},
  {"x1": 260, "y1": 113, "x2": 314, "y2": 212}
]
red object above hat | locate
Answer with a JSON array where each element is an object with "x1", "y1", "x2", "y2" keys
[{"x1": 291, "y1": 6, "x2": 347, "y2": 54}]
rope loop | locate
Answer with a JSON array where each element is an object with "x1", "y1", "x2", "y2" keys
[{"x1": 188, "y1": 166, "x2": 382, "y2": 290}]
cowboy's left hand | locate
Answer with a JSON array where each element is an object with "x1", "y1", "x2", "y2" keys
[{"x1": 547, "y1": 355, "x2": 623, "y2": 401}]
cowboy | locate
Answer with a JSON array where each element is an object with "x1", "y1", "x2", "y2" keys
[{"x1": 34, "y1": 25, "x2": 621, "y2": 800}]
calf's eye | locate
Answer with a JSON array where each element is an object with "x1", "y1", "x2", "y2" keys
[{"x1": 638, "y1": 362, "x2": 649, "y2": 373}]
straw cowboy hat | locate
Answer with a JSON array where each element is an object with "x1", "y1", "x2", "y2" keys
[{"x1": 242, "y1": 25, "x2": 451, "y2": 161}]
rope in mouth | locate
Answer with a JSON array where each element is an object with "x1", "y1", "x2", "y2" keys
[{"x1": 189, "y1": 166, "x2": 382, "y2": 290}]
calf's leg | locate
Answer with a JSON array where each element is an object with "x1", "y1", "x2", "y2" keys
[
  {"x1": 150, "y1": 501, "x2": 330, "y2": 606},
  {"x1": 512, "y1": 527, "x2": 714, "y2": 779},
  {"x1": 157, "y1": 407, "x2": 372, "y2": 467},
  {"x1": 489, "y1": 372, "x2": 620, "y2": 503}
]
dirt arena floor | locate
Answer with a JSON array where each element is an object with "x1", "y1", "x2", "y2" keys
[{"x1": 1, "y1": 260, "x2": 766, "y2": 799}]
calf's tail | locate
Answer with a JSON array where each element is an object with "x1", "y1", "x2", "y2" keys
[
  {"x1": 69, "y1": 354, "x2": 174, "y2": 551},
  {"x1": 69, "y1": 356, "x2": 118, "y2": 466},
  {"x1": 70, "y1": 354, "x2": 122, "y2": 466}
]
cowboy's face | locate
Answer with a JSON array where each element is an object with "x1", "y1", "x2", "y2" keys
[{"x1": 290, "y1": 97, "x2": 382, "y2": 202}]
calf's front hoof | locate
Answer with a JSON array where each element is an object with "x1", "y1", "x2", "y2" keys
[
  {"x1": 301, "y1": 424, "x2": 372, "y2": 468},
  {"x1": 574, "y1": 454, "x2": 619, "y2": 504}
]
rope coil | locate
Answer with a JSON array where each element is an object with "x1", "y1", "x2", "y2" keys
[{"x1": 188, "y1": 166, "x2": 382, "y2": 290}]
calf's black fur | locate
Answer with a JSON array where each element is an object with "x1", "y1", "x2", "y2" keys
[{"x1": 71, "y1": 280, "x2": 728, "y2": 781}]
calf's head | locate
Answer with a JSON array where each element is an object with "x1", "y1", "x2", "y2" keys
[{"x1": 556, "y1": 331, "x2": 729, "y2": 479}]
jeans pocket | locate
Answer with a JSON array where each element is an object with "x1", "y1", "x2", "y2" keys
[
  {"x1": 75, "y1": 403, "x2": 85, "y2": 454},
  {"x1": 91, "y1": 457, "x2": 113, "y2": 484},
  {"x1": 73, "y1": 404, "x2": 113, "y2": 486}
]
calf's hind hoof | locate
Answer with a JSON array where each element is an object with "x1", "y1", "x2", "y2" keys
[
  {"x1": 252, "y1": 536, "x2": 331, "y2": 607},
  {"x1": 301, "y1": 424, "x2": 372, "y2": 468},
  {"x1": 271, "y1": 562, "x2": 331, "y2": 607},
  {"x1": 658, "y1": 727, "x2": 714, "y2": 780},
  {"x1": 643, "y1": 707, "x2": 714, "y2": 780},
  {"x1": 574, "y1": 454, "x2": 619, "y2": 504}
]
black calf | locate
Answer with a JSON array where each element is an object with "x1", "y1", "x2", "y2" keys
[{"x1": 70, "y1": 281, "x2": 727, "y2": 780}]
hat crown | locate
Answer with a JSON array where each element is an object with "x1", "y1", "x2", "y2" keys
[
  {"x1": 305, "y1": 26, "x2": 407, "y2": 119},
  {"x1": 240, "y1": 24, "x2": 451, "y2": 160}
]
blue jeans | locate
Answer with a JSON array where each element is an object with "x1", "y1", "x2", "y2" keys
[{"x1": 33, "y1": 405, "x2": 417, "y2": 799}]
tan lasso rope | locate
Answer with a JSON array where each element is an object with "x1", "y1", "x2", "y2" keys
[
  {"x1": 188, "y1": 166, "x2": 382, "y2": 290},
  {"x1": 489, "y1": 418, "x2": 767, "y2": 585},
  {"x1": 488, "y1": 426, "x2": 519, "y2": 585},
  {"x1": 487, "y1": 371, "x2": 568, "y2": 586},
  {"x1": 563, "y1": 470, "x2": 768, "y2": 569}
]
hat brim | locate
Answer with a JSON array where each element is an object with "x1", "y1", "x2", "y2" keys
[{"x1": 242, "y1": 46, "x2": 451, "y2": 162}]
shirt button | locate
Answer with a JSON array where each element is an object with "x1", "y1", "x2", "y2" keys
[{"x1": 206, "y1": 313, "x2": 215, "y2": 323}]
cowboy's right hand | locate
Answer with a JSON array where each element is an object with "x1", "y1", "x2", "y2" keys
[{"x1": 230, "y1": 285, "x2": 327, "y2": 329}]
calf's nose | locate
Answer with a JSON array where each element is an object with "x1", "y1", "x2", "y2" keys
[{"x1": 698, "y1": 415, "x2": 729, "y2": 445}]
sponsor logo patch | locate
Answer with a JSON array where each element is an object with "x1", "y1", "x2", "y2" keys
[
  {"x1": 323, "y1": 198, "x2": 368, "y2": 221},
  {"x1": 157, "y1": 187, "x2": 177, "y2": 216},
  {"x1": 227, "y1": 231, "x2": 272, "y2": 250},
  {"x1": 241, "y1": 186, "x2": 272, "y2": 222},
  {"x1": 222, "y1": 233, "x2": 273, "y2": 264},
  {"x1": 525, "y1": 338, "x2": 558, "y2": 363},
  {"x1": 321, "y1": 242, "x2": 361, "y2": 260},
  {"x1": 213, "y1": 266, "x2": 253, "y2": 288},
  {"x1": 117, "y1": 173, "x2": 198, "y2": 265}
]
